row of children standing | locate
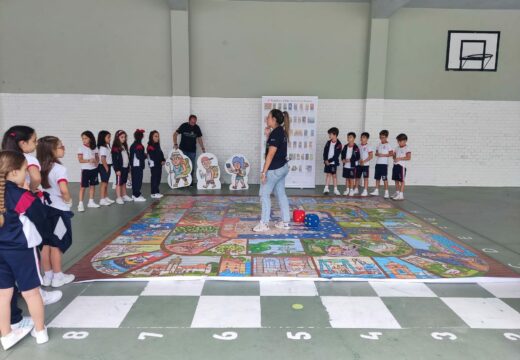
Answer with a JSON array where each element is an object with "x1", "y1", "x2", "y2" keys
[
  {"x1": 77, "y1": 129, "x2": 165, "y2": 212},
  {"x1": 0, "y1": 126, "x2": 76, "y2": 350},
  {"x1": 323, "y1": 129, "x2": 411, "y2": 201}
]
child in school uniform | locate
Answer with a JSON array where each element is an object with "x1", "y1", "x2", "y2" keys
[
  {"x1": 37, "y1": 136, "x2": 75, "y2": 288},
  {"x1": 112, "y1": 130, "x2": 133, "y2": 205},
  {"x1": 0, "y1": 151, "x2": 49, "y2": 350},
  {"x1": 97, "y1": 131, "x2": 114, "y2": 206},
  {"x1": 77, "y1": 131, "x2": 100, "y2": 212},
  {"x1": 147, "y1": 130, "x2": 166, "y2": 199},
  {"x1": 370, "y1": 129, "x2": 393, "y2": 199},
  {"x1": 341, "y1": 132, "x2": 360, "y2": 196},
  {"x1": 129, "y1": 130, "x2": 146, "y2": 202},
  {"x1": 392, "y1": 133, "x2": 412, "y2": 201},
  {"x1": 322, "y1": 127, "x2": 342, "y2": 195},
  {"x1": 356, "y1": 132, "x2": 374, "y2": 197}
]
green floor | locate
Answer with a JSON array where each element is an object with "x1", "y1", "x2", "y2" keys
[{"x1": 3, "y1": 185, "x2": 520, "y2": 360}]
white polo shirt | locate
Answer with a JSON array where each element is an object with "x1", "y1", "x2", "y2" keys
[
  {"x1": 359, "y1": 143, "x2": 373, "y2": 166},
  {"x1": 45, "y1": 163, "x2": 70, "y2": 211},
  {"x1": 394, "y1": 145, "x2": 411, "y2": 168},
  {"x1": 77, "y1": 145, "x2": 98, "y2": 170},
  {"x1": 376, "y1": 142, "x2": 393, "y2": 165},
  {"x1": 99, "y1": 145, "x2": 113, "y2": 165}
]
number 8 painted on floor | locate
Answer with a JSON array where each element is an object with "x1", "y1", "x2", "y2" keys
[{"x1": 63, "y1": 331, "x2": 89, "y2": 340}]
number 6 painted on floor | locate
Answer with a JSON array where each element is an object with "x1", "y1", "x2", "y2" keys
[
  {"x1": 504, "y1": 333, "x2": 520, "y2": 341},
  {"x1": 213, "y1": 332, "x2": 238, "y2": 341},
  {"x1": 431, "y1": 332, "x2": 457, "y2": 340}
]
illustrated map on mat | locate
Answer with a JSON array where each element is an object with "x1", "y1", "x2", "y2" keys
[{"x1": 69, "y1": 196, "x2": 518, "y2": 280}]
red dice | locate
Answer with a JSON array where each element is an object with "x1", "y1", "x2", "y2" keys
[{"x1": 293, "y1": 210, "x2": 306, "y2": 223}]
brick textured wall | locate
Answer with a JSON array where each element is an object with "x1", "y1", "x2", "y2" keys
[{"x1": 1, "y1": 93, "x2": 519, "y2": 186}]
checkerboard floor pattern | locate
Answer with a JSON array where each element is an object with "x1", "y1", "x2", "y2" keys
[{"x1": 48, "y1": 280, "x2": 520, "y2": 330}]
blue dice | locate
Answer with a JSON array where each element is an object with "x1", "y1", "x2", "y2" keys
[{"x1": 304, "y1": 214, "x2": 320, "y2": 228}]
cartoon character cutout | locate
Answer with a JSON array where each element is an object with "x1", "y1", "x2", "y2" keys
[
  {"x1": 164, "y1": 149, "x2": 192, "y2": 189},
  {"x1": 196, "y1": 153, "x2": 221, "y2": 190},
  {"x1": 224, "y1": 154, "x2": 250, "y2": 190}
]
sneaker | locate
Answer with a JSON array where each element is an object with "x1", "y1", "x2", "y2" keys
[
  {"x1": 31, "y1": 327, "x2": 49, "y2": 345},
  {"x1": 87, "y1": 200, "x2": 100, "y2": 208},
  {"x1": 99, "y1": 198, "x2": 110, "y2": 206},
  {"x1": 333, "y1": 188, "x2": 341, "y2": 196},
  {"x1": 274, "y1": 221, "x2": 291, "y2": 230},
  {"x1": 323, "y1": 186, "x2": 329, "y2": 195},
  {"x1": 252, "y1": 222, "x2": 269, "y2": 232},
  {"x1": 361, "y1": 189, "x2": 368, "y2": 197},
  {"x1": 11, "y1": 316, "x2": 34, "y2": 330},
  {"x1": 105, "y1": 197, "x2": 115, "y2": 204},
  {"x1": 349, "y1": 189, "x2": 355, "y2": 196},
  {"x1": 150, "y1": 194, "x2": 158, "y2": 199},
  {"x1": 391, "y1": 192, "x2": 400, "y2": 199},
  {"x1": 77, "y1": 202, "x2": 85, "y2": 212},
  {"x1": 40, "y1": 289, "x2": 63, "y2": 305},
  {"x1": 51, "y1": 273, "x2": 75, "y2": 288},
  {"x1": 155, "y1": 193, "x2": 164, "y2": 198},
  {"x1": 116, "y1": 197, "x2": 124, "y2": 205},
  {"x1": 1, "y1": 327, "x2": 33, "y2": 350},
  {"x1": 41, "y1": 275, "x2": 52, "y2": 287},
  {"x1": 370, "y1": 189, "x2": 379, "y2": 196},
  {"x1": 393, "y1": 193, "x2": 404, "y2": 201},
  {"x1": 353, "y1": 188, "x2": 359, "y2": 195},
  {"x1": 343, "y1": 189, "x2": 350, "y2": 196},
  {"x1": 122, "y1": 195, "x2": 133, "y2": 202},
  {"x1": 132, "y1": 195, "x2": 146, "y2": 202},
  {"x1": 384, "y1": 190, "x2": 390, "y2": 199}
]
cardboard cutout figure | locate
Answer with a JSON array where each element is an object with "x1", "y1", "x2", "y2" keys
[
  {"x1": 165, "y1": 149, "x2": 192, "y2": 189},
  {"x1": 196, "y1": 153, "x2": 221, "y2": 190},
  {"x1": 224, "y1": 154, "x2": 250, "y2": 190}
]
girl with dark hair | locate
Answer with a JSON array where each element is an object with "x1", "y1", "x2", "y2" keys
[
  {"x1": 147, "y1": 130, "x2": 165, "y2": 198},
  {"x1": 97, "y1": 131, "x2": 114, "y2": 206},
  {"x1": 130, "y1": 129, "x2": 146, "y2": 202},
  {"x1": 36, "y1": 137, "x2": 75, "y2": 288},
  {"x1": 1, "y1": 126, "x2": 41, "y2": 192},
  {"x1": 77, "y1": 131, "x2": 99, "y2": 212},
  {"x1": 0, "y1": 151, "x2": 49, "y2": 349},
  {"x1": 112, "y1": 130, "x2": 132, "y2": 205},
  {"x1": 253, "y1": 109, "x2": 291, "y2": 232}
]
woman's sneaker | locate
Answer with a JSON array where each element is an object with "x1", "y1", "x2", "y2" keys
[
  {"x1": 132, "y1": 196, "x2": 146, "y2": 202},
  {"x1": 122, "y1": 195, "x2": 133, "y2": 202},
  {"x1": 252, "y1": 222, "x2": 269, "y2": 232},
  {"x1": 11, "y1": 317, "x2": 34, "y2": 330},
  {"x1": 105, "y1": 197, "x2": 115, "y2": 204},
  {"x1": 51, "y1": 273, "x2": 75, "y2": 288},
  {"x1": 99, "y1": 198, "x2": 111, "y2": 206},
  {"x1": 77, "y1": 202, "x2": 85, "y2": 212},
  {"x1": 31, "y1": 327, "x2": 49, "y2": 345},
  {"x1": 274, "y1": 221, "x2": 291, "y2": 230},
  {"x1": 87, "y1": 200, "x2": 100, "y2": 208},
  {"x1": 116, "y1": 197, "x2": 124, "y2": 205},
  {"x1": 1, "y1": 327, "x2": 32, "y2": 350},
  {"x1": 40, "y1": 289, "x2": 63, "y2": 305}
]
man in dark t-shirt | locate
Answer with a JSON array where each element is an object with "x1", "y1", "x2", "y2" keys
[{"x1": 173, "y1": 114, "x2": 206, "y2": 183}]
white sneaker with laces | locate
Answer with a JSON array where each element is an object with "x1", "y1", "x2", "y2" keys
[
  {"x1": 274, "y1": 221, "x2": 291, "y2": 230},
  {"x1": 11, "y1": 317, "x2": 34, "y2": 330},
  {"x1": 391, "y1": 192, "x2": 400, "y2": 199},
  {"x1": 77, "y1": 202, "x2": 85, "y2": 212},
  {"x1": 40, "y1": 289, "x2": 62, "y2": 306},
  {"x1": 51, "y1": 273, "x2": 75, "y2": 288},
  {"x1": 31, "y1": 327, "x2": 49, "y2": 345},
  {"x1": 353, "y1": 188, "x2": 359, "y2": 195},
  {"x1": 116, "y1": 197, "x2": 124, "y2": 205},
  {"x1": 323, "y1": 186, "x2": 329, "y2": 194},
  {"x1": 343, "y1": 189, "x2": 350, "y2": 196},
  {"x1": 393, "y1": 193, "x2": 404, "y2": 201},
  {"x1": 105, "y1": 197, "x2": 115, "y2": 204},
  {"x1": 132, "y1": 196, "x2": 146, "y2": 202},
  {"x1": 155, "y1": 193, "x2": 164, "y2": 198},
  {"x1": 333, "y1": 188, "x2": 341, "y2": 196},
  {"x1": 87, "y1": 200, "x2": 100, "y2": 208},
  {"x1": 1, "y1": 327, "x2": 33, "y2": 350},
  {"x1": 370, "y1": 189, "x2": 379, "y2": 196},
  {"x1": 361, "y1": 189, "x2": 368, "y2": 197},
  {"x1": 349, "y1": 189, "x2": 355, "y2": 196},
  {"x1": 41, "y1": 275, "x2": 52, "y2": 287},
  {"x1": 252, "y1": 222, "x2": 269, "y2": 232},
  {"x1": 384, "y1": 190, "x2": 390, "y2": 199},
  {"x1": 122, "y1": 195, "x2": 133, "y2": 202},
  {"x1": 99, "y1": 199, "x2": 110, "y2": 206}
]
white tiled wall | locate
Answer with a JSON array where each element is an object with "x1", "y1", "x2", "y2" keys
[{"x1": 1, "y1": 93, "x2": 519, "y2": 186}]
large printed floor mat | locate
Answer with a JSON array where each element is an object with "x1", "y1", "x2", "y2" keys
[{"x1": 69, "y1": 195, "x2": 518, "y2": 280}]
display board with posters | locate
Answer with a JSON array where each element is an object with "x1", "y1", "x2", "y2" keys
[{"x1": 261, "y1": 96, "x2": 318, "y2": 188}]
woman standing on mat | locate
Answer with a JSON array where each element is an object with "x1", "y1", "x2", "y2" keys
[{"x1": 253, "y1": 109, "x2": 291, "y2": 232}]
